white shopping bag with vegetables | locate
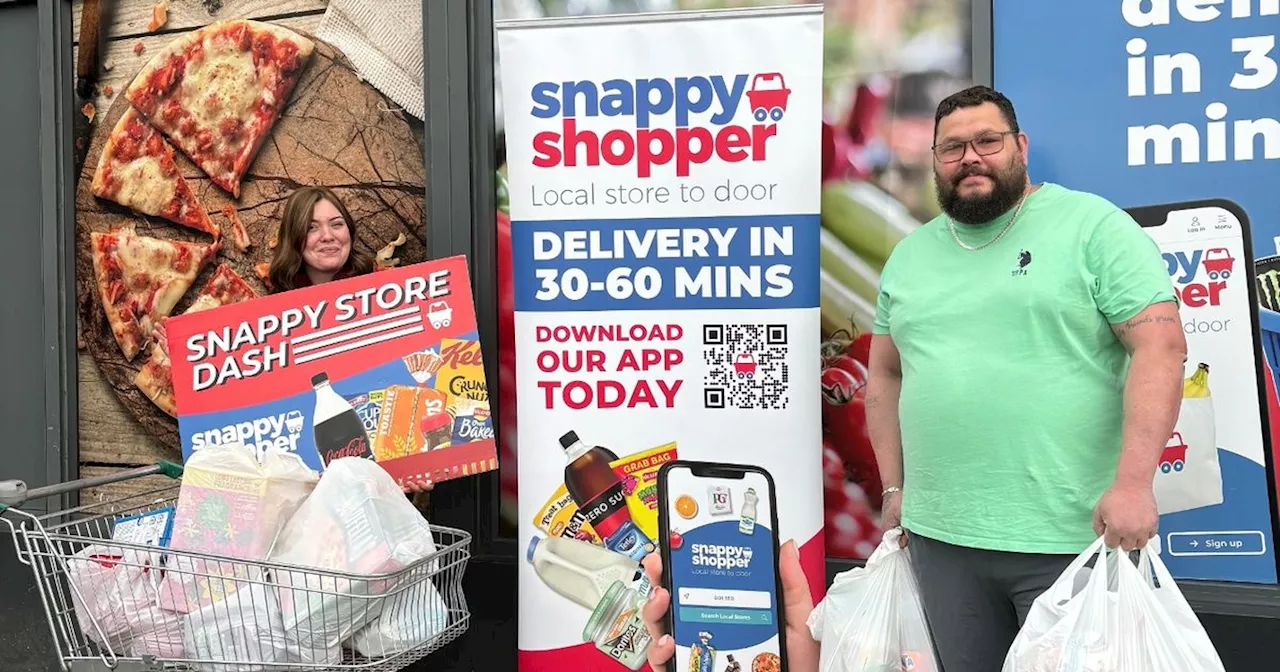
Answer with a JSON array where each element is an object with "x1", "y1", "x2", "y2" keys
[{"x1": 1154, "y1": 363, "x2": 1223, "y2": 514}]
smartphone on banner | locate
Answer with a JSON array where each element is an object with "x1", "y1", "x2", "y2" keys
[
  {"x1": 1128, "y1": 199, "x2": 1280, "y2": 581},
  {"x1": 657, "y1": 461, "x2": 787, "y2": 672}
]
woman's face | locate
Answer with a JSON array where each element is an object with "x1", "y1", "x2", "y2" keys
[{"x1": 302, "y1": 199, "x2": 351, "y2": 274}]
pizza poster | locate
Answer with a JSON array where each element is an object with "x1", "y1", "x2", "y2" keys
[
  {"x1": 497, "y1": 7, "x2": 824, "y2": 670},
  {"x1": 994, "y1": 3, "x2": 1280, "y2": 583},
  {"x1": 164, "y1": 256, "x2": 497, "y2": 484}
]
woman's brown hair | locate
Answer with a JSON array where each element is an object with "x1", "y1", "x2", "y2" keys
[{"x1": 267, "y1": 186, "x2": 375, "y2": 293}]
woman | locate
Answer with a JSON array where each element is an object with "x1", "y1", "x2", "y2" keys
[
  {"x1": 269, "y1": 186, "x2": 433, "y2": 495},
  {"x1": 268, "y1": 185, "x2": 375, "y2": 292}
]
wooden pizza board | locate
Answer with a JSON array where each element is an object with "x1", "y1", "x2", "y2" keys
[{"x1": 75, "y1": 27, "x2": 428, "y2": 453}]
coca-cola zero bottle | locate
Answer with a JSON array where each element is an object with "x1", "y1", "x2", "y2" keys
[
  {"x1": 312, "y1": 372, "x2": 375, "y2": 465},
  {"x1": 561, "y1": 430, "x2": 654, "y2": 561}
]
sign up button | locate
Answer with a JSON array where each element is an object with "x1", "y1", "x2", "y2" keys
[{"x1": 1167, "y1": 531, "x2": 1266, "y2": 556}]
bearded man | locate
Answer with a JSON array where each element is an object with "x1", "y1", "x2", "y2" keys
[{"x1": 866, "y1": 85, "x2": 1188, "y2": 670}]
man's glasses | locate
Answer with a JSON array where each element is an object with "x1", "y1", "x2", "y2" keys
[{"x1": 933, "y1": 131, "x2": 1016, "y2": 163}]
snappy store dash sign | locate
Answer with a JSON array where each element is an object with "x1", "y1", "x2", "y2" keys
[
  {"x1": 165, "y1": 256, "x2": 498, "y2": 482},
  {"x1": 182, "y1": 270, "x2": 452, "y2": 392}
]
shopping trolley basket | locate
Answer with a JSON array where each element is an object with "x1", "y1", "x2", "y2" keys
[{"x1": 0, "y1": 461, "x2": 472, "y2": 672}]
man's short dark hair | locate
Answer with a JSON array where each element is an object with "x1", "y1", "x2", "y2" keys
[{"x1": 934, "y1": 85, "x2": 1020, "y2": 139}]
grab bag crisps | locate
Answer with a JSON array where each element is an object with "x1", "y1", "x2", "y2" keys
[
  {"x1": 806, "y1": 529, "x2": 939, "y2": 672},
  {"x1": 66, "y1": 545, "x2": 183, "y2": 657},
  {"x1": 609, "y1": 442, "x2": 677, "y2": 541},
  {"x1": 1154, "y1": 363, "x2": 1224, "y2": 514},
  {"x1": 269, "y1": 457, "x2": 439, "y2": 665},
  {"x1": 159, "y1": 444, "x2": 318, "y2": 614},
  {"x1": 1003, "y1": 538, "x2": 1225, "y2": 672},
  {"x1": 346, "y1": 576, "x2": 451, "y2": 657},
  {"x1": 182, "y1": 581, "x2": 290, "y2": 672}
]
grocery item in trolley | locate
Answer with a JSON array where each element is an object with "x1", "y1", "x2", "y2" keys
[
  {"x1": 66, "y1": 545, "x2": 184, "y2": 657},
  {"x1": 269, "y1": 457, "x2": 440, "y2": 665},
  {"x1": 158, "y1": 444, "x2": 319, "y2": 614},
  {"x1": 347, "y1": 578, "x2": 451, "y2": 658},
  {"x1": 182, "y1": 581, "x2": 290, "y2": 672}
]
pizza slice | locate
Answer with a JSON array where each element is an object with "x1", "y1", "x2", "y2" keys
[
  {"x1": 90, "y1": 227, "x2": 219, "y2": 360},
  {"x1": 91, "y1": 108, "x2": 218, "y2": 237},
  {"x1": 136, "y1": 263, "x2": 259, "y2": 416},
  {"x1": 124, "y1": 20, "x2": 315, "y2": 198}
]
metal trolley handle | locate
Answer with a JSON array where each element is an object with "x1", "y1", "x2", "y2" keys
[{"x1": 0, "y1": 461, "x2": 184, "y2": 510}]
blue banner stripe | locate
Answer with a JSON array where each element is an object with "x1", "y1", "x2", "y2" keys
[{"x1": 512, "y1": 214, "x2": 820, "y2": 312}]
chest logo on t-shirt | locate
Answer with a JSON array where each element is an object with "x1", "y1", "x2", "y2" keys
[{"x1": 1012, "y1": 249, "x2": 1032, "y2": 277}]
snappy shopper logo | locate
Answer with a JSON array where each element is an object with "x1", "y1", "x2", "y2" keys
[
  {"x1": 690, "y1": 542, "x2": 754, "y2": 570},
  {"x1": 190, "y1": 410, "x2": 306, "y2": 455},
  {"x1": 528, "y1": 72, "x2": 791, "y2": 177},
  {"x1": 1165, "y1": 247, "x2": 1236, "y2": 308}
]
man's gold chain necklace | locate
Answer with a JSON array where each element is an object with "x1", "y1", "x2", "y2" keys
[{"x1": 947, "y1": 191, "x2": 1028, "y2": 251}]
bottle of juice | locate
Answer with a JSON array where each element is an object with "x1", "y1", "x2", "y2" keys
[{"x1": 526, "y1": 534, "x2": 648, "y2": 610}]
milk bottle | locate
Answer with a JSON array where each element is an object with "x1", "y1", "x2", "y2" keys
[
  {"x1": 739, "y1": 487, "x2": 758, "y2": 535},
  {"x1": 526, "y1": 535, "x2": 648, "y2": 610}
]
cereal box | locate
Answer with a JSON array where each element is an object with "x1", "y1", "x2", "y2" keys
[{"x1": 434, "y1": 338, "x2": 487, "y2": 412}]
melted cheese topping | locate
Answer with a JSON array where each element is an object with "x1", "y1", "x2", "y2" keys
[
  {"x1": 181, "y1": 41, "x2": 257, "y2": 133},
  {"x1": 184, "y1": 294, "x2": 222, "y2": 314},
  {"x1": 114, "y1": 231, "x2": 208, "y2": 319},
  {"x1": 114, "y1": 155, "x2": 178, "y2": 216}
]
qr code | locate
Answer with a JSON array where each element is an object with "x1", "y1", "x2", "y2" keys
[{"x1": 702, "y1": 324, "x2": 790, "y2": 410}]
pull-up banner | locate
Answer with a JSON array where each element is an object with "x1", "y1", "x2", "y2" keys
[
  {"x1": 994, "y1": 2, "x2": 1280, "y2": 584},
  {"x1": 498, "y1": 6, "x2": 825, "y2": 670}
]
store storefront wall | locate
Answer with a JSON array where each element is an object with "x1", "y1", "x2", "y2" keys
[{"x1": 0, "y1": 0, "x2": 1276, "y2": 669}]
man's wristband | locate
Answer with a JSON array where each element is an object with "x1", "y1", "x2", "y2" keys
[{"x1": 883, "y1": 486, "x2": 902, "y2": 497}]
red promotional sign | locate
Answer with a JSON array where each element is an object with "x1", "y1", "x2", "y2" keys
[{"x1": 166, "y1": 256, "x2": 497, "y2": 485}]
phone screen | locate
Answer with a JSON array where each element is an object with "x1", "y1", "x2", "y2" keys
[
  {"x1": 663, "y1": 465, "x2": 783, "y2": 672},
  {"x1": 1130, "y1": 201, "x2": 1278, "y2": 583}
]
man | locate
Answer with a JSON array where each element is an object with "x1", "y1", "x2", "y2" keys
[
  {"x1": 868, "y1": 85, "x2": 1187, "y2": 670},
  {"x1": 638, "y1": 85, "x2": 1185, "y2": 672}
]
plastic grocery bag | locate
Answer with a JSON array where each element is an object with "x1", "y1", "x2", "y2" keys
[
  {"x1": 346, "y1": 577, "x2": 451, "y2": 657},
  {"x1": 806, "y1": 529, "x2": 939, "y2": 672},
  {"x1": 1002, "y1": 538, "x2": 1225, "y2": 672},
  {"x1": 159, "y1": 444, "x2": 319, "y2": 614},
  {"x1": 182, "y1": 581, "x2": 290, "y2": 672},
  {"x1": 269, "y1": 457, "x2": 439, "y2": 664},
  {"x1": 1154, "y1": 363, "x2": 1224, "y2": 514},
  {"x1": 65, "y1": 545, "x2": 184, "y2": 657}
]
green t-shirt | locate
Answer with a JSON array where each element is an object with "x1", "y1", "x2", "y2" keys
[{"x1": 873, "y1": 182, "x2": 1176, "y2": 554}]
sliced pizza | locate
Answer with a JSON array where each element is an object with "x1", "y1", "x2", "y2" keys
[
  {"x1": 90, "y1": 227, "x2": 219, "y2": 360},
  {"x1": 91, "y1": 108, "x2": 218, "y2": 237},
  {"x1": 124, "y1": 20, "x2": 315, "y2": 198},
  {"x1": 135, "y1": 322, "x2": 176, "y2": 416},
  {"x1": 136, "y1": 263, "x2": 259, "y2": 416}
]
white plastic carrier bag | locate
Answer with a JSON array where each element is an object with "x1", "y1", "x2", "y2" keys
[
  {"x1": 1154, "y1": 363, "x2": 1223, "y2": 514},
  {"x1": 65, "y1": 545, "x2": 183, "y2": 657},
  {"x1": 1002, "y1": 537, "x2": 1226, "y2": 672},
  {"x1": 269, "y1": 457, "x2": 439, "y2": 665},
  {"x1": 806, "y1": 528, "x2": 939, "y2": 672}
]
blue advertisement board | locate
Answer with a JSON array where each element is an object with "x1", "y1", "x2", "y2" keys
[{"x1": 994, "y1": 2, "x2": 1280, "y2": 584}]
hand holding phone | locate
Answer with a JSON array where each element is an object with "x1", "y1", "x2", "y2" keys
[{"x1": 650, "y1": 461, "x2": 820, "y2": 672}]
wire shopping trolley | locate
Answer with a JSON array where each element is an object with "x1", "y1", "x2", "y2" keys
[{"x1": 0, "y1": 462, "x2": 472, "y2": 672}]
